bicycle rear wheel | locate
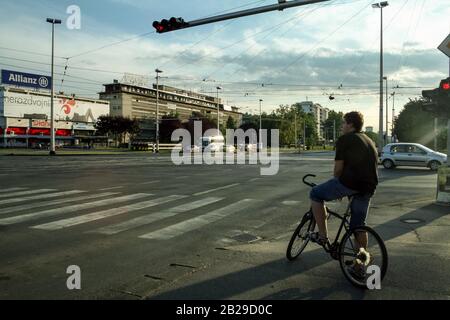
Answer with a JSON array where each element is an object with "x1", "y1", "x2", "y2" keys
[
  {"x1": 286, "y1": 212, "x2": 315, "y2": 261},
  {"x1": 338, "y1": 226, "x2": 388, "y2": 289}
]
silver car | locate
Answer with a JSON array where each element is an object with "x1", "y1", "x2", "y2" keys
[{"x1": 380, "y1": 143, "x2": 447, "y2": 170}]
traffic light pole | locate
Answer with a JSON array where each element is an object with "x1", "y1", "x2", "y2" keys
[{"x1": 154, "y1": 0, "x2": 331, "y2": 33}]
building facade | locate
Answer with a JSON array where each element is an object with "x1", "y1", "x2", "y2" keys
[
  {"x1": 299, "y1": 101, "x2": 330, "y2": 139},
  {"x1": 99, "y1": 81, "x2": 243, "y2": 131},
  {"x1": 0, "y1": 86, "x2": 110, "y2": 148}
]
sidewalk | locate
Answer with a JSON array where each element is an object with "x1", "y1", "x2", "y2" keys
[{"x1": 143, "y1": 199, "x2": 450, "y2": 300}]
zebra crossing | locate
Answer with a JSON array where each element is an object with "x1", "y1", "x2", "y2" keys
[{"x1": 0, "y1": 186, "x2": 259, "y2": 241}]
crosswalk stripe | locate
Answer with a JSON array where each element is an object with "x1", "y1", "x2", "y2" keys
[
  {"x1": 0, "y1": 193, "x2": 151, "y2": 225},
  {"x1": 91, "y1": 197, "x2": 224, "y2": 235},
  {"x1": 0, "y1": 189, "x2": 56, "y2": 199},
  {"x1": 31, "y1": 195, "x2": 188, "y2": 230},
  {"x1": 0, "y1": 192, "x2": 118, "y2": 216},
  {"x1": 0, "y1": 187, "x2": 27, "y2": 193},
  {"x1": 139, "y1": 199, "x2": 256, "y2": 240},
  {"x1": 0, "y1": 190, "x2": 86, "y2": 206},
  {"x1": 193, "y1": 183, "x2": 240, "y2": 196}
]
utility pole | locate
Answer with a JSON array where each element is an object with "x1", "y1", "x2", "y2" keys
[
  {"x1": 434, "y1": 118, "x2": 438, "y2": 151},
  {"x1": 155, "y1": 69, "x2": 163, "y2": 153},
  {"x1": 372, "y1": 2, "x2": 389, "y2": 151},
  {"x1": 333, "y1": 119, "x2": 336, "y2": 142},
  {"x1": 259, "y1": 99, "x2": 263, "y2": 150},
  {"x1": 46, "y1": 18, "x2": 61, "y2": 156},
  {"x1": 391, "y1": 91, "x2": 395, "y2": 140},
  {"x1": 216, "y1": 86, "x2": 222, "y2": 136},
  {"x1": 294, "y1": 111, "x2": 297, "y2": 147},
  {"x1": 384, "y1": 76, "x2": 388, "y2": 144}
]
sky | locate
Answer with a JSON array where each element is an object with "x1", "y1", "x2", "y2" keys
[{"x1": 0, "y1": 0, "x2": 449, "y2": 131}]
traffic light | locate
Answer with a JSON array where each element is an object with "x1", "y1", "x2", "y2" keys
[
  {"x1": 422, "y1": 78, "x2": 450, "y2": 117},
  {"x1": 153, "y1": 17, "x2": 188, "y2": 33}
]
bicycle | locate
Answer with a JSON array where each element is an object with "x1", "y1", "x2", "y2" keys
[{"x1": 286, "y1": 174, "x2": 388, "y2": 289}]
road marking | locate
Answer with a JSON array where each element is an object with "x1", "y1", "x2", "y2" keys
[
  {"x1": 32, "y1": 195, "x2": 188, "y2": 230},
  {"x1": 0, "y1": 190, "x2": 86, "y2": 206},
  {"x1": 98, "y1": 186, "x2": 124, "y2": 191},
  {"x1": 0, "y1": 193, "x2": 151, "y2": 225},
  {"x1": 0, "y1": 187, "x2": 27, "y2": 193},
  {"x1": 0, "y1": 189, "x2": 56, "y2": 199},
  {"x1": 282, "y1": 200, "x2": 302, "y2": 206},
  {"x1": 91, "y1": 197, "x2": 224, "y2": 235},
  {"x1": 139, "y1": 181, "x2": 161, "y2": 185},
  {"x1": 193, "y1": 183, "x2": 240, "y2": 196},
  {"x1": 139, "y1": 199, "x2": 256, "y2": 240},
  {"x1": 0, "y1": 192, "x2": 118, "y2": 216},
  {"x1": 249, "y1": 178, "x2": 261, "y2": 182}
]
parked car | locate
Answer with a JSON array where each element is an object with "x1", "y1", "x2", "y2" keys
[
  {"x1": 380, "y1": 143, "x2": 447, "y2": 171},
  {"x1": 184, "y1": 145, "x2": 200, "y2": 153},
  {"x1": 223, "y1": 145, "x2": 236, "y2": 153}
]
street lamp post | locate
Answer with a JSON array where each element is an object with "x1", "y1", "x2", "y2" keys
[
  {"x1": 383, "y1": 76, "x2": 388, "y2": 144},
  {"x1": 372, "y1": 1, "x2": 389, "y2": 151},
  {"x1": 46, "y1": 18, "x2": 61, "y2": 156},
  {"x1": 216, "y1": 86, "x2": 222, "y2": 136},
  {"x1": 259, "y1": 99, "x2": 263, "y2": 150},
  {"x1": 391, "y1": 91, "x2": 395, "y2": 142},
  {"x1": 155, "y1": 69, "x2": 163, "y2": 153}
]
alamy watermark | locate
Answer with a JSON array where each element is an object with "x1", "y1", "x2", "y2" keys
[
  {"x1": 366, "y1": 265, "x2": 381, "y2": 290},
  {"x1": 66, "y1": 265, "x2": 81, "y2": 290},
  {"x1": 170, "y1": 122, "x2": 280, "y2": 176},
  {"x1": 66, "y1": 5, "x2": 81, "y2": 30}
]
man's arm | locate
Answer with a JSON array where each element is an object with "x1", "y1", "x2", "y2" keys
[{"x1": 334, "y1": 160, "x2": 344, "y2": 178}]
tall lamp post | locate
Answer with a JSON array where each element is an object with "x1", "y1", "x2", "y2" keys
[
  {"x1": 372, "y1": 1, "x2": 389, "y2": 151},
  {"x1": 216, "y1": 86, "x2": 222, "y2": 136},
  {"x1": 155, "y1": 68, "x2": 163, "y2": 153},
  {"x1": 46, "y1": 18, "x2": 61, "y2": 156},
  {"x1": 383, "y1": 76, "x2": 388, "y2": 144}
]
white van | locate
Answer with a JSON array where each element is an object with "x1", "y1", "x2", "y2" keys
[{"x1": 200, "y1": 136, "x2": 225, "y2": 152}]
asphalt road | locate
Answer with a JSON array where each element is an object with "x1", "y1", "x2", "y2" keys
[{"x1": 0, "y1": 152, "x2": 444, "y2": 299}]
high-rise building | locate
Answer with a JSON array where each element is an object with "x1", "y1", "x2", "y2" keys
[{"x1": 299, "y1": 101, "x2": 330, "y2": 139}]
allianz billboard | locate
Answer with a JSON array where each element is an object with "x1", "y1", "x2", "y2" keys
[{"x1": 1, "y1": 69, "x2": 52, "y2": 90}]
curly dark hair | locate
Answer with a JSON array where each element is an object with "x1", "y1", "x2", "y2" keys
[{"x1": 344, "y1": 111, "x2": 364, "y2": 132}]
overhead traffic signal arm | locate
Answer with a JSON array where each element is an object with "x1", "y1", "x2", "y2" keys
[{"x1": 153, "y1": 0, "x2": 330, "y2": 34}]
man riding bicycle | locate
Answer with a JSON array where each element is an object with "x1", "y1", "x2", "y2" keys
[{"x1": 309, "y1": 111, "x2": 379, "y2": 276}]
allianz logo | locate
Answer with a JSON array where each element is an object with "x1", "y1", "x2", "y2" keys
[{"x1": 8, "y1": 73, "x2": 49, "y2": 87}]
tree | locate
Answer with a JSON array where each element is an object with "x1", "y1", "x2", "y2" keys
[
  {"x1": 364, "y1": 131, "x2": 378, "y2": 145},
  {"x1": 393, "y1": 98, "x2": 447, "y2": 150},
  {"x1": 226, "y1": 116, "x2": 236, "y2": 129},
  {"x1": 94, "y1": 115, "x2": 140, "y2": 146},
  {"x1": 160, "y1": 112, "x2": 182, "y2": 143},
  {"x1": 323, "y1": 110, "x2": 344, "y2": 142}
]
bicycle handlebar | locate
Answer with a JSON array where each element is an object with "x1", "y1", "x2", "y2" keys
[{"x1": 302, "y1": 174, "x2": 317, "y2": 188}]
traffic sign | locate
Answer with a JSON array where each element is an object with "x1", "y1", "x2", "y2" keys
[{"x1": 438, "y1": 34, "x2": 450, "y2": 58}]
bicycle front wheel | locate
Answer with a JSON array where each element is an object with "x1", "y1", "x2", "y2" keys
[
  {"x1": 338, "y1": 226, "x2": 388, "y2": 289},
  {"x1": 286, "y1": 213, "x2": 315, "y2": 261}
]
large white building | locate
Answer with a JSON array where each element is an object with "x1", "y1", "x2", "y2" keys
[{"x1": 299, "y1": 101, "x2": 330, "y2": 139}]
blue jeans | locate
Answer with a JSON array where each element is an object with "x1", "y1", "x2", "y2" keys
[{"x1": 309, "y1": 178, "x2": 371, "y2": 229}]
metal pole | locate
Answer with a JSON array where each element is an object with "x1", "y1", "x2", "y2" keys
[
  {"x1": 182, "y1": 0, "x2": 330, "y2": 30},
  {"x1": 391, "y1": 91, "x2": 395, "y2": 139},
  {"x1": 447, "y1": 119, "x2": 450, "y2": 167},
  {"x1": 434, "y1": 117, "x2": 438, "y2": 151},
  {"x1": 294, "y1": 111, "x2": 297, "y2": 147},
  {"x1": 50, "y1": 22, "x2": 56, "y2": 155},
  {"x1": 385, "y1": 77, "x2": 388, "y2": 144},
  {"x1": 333, "y1": 119, "x2": 336, "y2": 142},
  {"x1": 259, "y1": 99, "x2": 263, "y2": 148},
  {"x1": 217, "y1": 88, "x2": 220, "y2": 136},
  {"x1": 378, "y1": 6, "x2": 384, "y2": 151},
  {"x1": 156, "y1": 73, "x2": 159, "y2": 153}
]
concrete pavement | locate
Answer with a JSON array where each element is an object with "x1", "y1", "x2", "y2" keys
[{"x1": 0, "y1": 152, "x2": 446, "y2": 299}]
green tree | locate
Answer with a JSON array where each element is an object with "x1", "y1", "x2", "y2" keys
[
  {"x1": 393, "y1": 99, "x2": 446, "y2": 150},
  {"x1": 323, "y1": 110, "x2": 344, "y2": 142},
  {"x1": 226, "y1": 116, "x2": 236, "y2": 129}
]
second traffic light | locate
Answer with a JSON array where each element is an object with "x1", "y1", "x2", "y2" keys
[{"x1": 153, "y1": 17, "x2": 189, "y2": 33}]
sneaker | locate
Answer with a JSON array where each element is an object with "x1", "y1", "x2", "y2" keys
[
  {"x1": 310, "y1": 232, "x2": 330, "y2": 248},
  {"x1": 347, "y1": 263, "x2": 367, "y2": 281}
]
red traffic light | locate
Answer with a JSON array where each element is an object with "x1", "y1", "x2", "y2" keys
[
  {"x1": 442, "y1": 82, "x2": 450, "y2": 91},
  {"x1": 153, "y1": 17, "x2": 188, "y2": 33}
]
